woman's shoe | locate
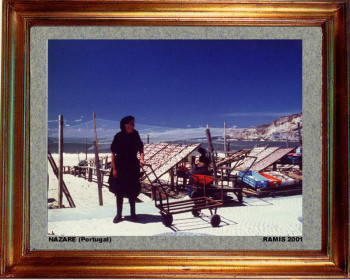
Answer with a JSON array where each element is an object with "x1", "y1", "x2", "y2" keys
[{"x1": 113, "y1": 215, "x2": 123, "y2": 223}]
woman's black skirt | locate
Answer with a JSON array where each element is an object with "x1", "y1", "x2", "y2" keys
[{"x1": 108, "y1": 159, "x2": 141, "y2": 199}]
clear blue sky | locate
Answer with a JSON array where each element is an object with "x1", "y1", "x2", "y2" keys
[{"x1": 48, "y1": 39, "x2": 302, "y2": 128}]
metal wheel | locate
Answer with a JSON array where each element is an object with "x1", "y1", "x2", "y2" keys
[
  {"x1": 162, "y1": 213, "x2": 173, "y2": 227},
  {"x1": 210, "y1": 214, "x2": 221, "y2": 227},
  {"x1": 192, "y1": 209, "x2": 200, "y2": 217}
]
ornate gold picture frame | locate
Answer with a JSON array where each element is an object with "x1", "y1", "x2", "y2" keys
[{"x1": 1, "y1": 0, "x2": 349, "y2": 277}]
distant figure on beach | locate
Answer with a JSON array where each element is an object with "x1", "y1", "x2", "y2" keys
[
  {"x1": 108, "y1": 115, "x2": 145, "y2": 223},
  {"x1": 191, "y1": 146, "x2": 211, "y2": 176}
]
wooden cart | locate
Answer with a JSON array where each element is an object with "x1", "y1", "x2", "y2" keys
[
  {"x1": 187, "y1": 173, "x2": 243, "y2": 203},
  {"x1": 142, "y1": 164, "x2": 222, "y2": 227}
]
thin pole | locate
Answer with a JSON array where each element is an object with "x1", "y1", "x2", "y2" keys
[
  {"x1": 85, "y1": 137, "x2": 88, "y2": 161},
  {"x1": 224, "y1": 122, "x2": 227, "y2": 156},
  {"x1": 169, "y1": 168, "x2": 175, "y2": 192},
  {"x1": 58, "y1": 115, "x2": 64, "y2": 208},
  {"x1": 147, "y1": 134, "x2": 149, "y2": 144},
  {"x1": 205, "y1": 125, "x2": 217, "y2": 185},
  {"x1": 93, "y1": 112, "x2": 103, "y2": 206}
]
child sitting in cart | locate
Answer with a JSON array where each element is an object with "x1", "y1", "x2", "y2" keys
[
  {"x1": 186, "y1": 147, "x2": 214, "y2": 199},
  {"x1": 186, "y1": 146, "x2": 212, "y2": 186},
  {"x1": 180, "y1": 146, "x2": 211, "y2": 179}
]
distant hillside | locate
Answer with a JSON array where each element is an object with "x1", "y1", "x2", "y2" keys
[{"x1": 225, "y1": 113, "x2": 302, "y2": 141}]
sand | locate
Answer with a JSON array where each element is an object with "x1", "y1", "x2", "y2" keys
[{"x1": 48, "y1": 153, "x2": 152, "y2": 209}]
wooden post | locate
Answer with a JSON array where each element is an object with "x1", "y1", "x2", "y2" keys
[
  {"x1": 169, "y1": 168, "x2": 175, "y2": 192},
  {"x1": 85, "y1": 138, "x2": 88, "y2": 161},
  {"x1": 221, "y1": 172, "x2": 224, "y2": 203},
  {"x1": 147, "y1": 134, "x2": 149, "y2": 144},
  {"x1": 224, "y1": 122, "x2": 227, "y2": 156},
  {"x1": 191, "y1": 156, "x2": 195, "y2": 167},
  {"x1": 151, "y1": 186, "x2": 156, "y2": 201},
  {"x1": 175, "y1": 164, "x2": 179, "y2": 187},
  {"x1": 88, "y1": 167, "x2": 93, "y2": 182},
  {"x1": 298, "y1": 123, "x2": 302, "y2": 145},
  {"x1": 93, "y1": 112, "x2": 103, "y2": 206},
  {"x1": 48, "y1": 151, "x2": 76, "y2": 208},
  {"x1": 58, "y1": 115, "x2": 64, "y2": 208},
  {"x1": 206, "y1": 125, "x2": 218, "y2": 184},
  {"x1": 224, "y1": 122, "x2": 228, "y2": 176}
]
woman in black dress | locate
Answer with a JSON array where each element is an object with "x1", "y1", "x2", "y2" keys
[{"x1": 108, "y1": 115, "x2": 145, "y2": 223}]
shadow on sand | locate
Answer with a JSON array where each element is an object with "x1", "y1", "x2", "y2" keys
[
  {"x1": 123, "y1": 214, "x2": 163, "y2": 224},
  {"x1": 167, "y1": 214, "x2": 238, "y2": 232}
]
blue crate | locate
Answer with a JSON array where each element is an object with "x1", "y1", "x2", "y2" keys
[{"x1": 238, "y1": 170, "x2": 269, "y2": 189}]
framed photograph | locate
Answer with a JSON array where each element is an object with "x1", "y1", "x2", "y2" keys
[
  {"x1": 46, "y1": 37, "x2": 306, "y2": 240},
  {"x1": 1, "y1": 0, "x2": 349, "y2": 278}
]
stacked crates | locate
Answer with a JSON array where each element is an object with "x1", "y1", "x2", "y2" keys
[
  {"x1": 239, "y1": 170, "x2": 300, "y2": 189},
  {"x1": 260, "y1": 173, "x2": 282, "y2": 187},
  {"x1": 238, "y1": 170, "x2": 269, "y2": 189}
]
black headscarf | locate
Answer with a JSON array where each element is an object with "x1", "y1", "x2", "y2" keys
[{"x1": 120, "y1": 115, "x2": 135, "y2": 132}]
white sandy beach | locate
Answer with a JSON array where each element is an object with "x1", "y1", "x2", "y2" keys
[{"x1": 47, "y1": 152, "x2": 302, "y2": 237}]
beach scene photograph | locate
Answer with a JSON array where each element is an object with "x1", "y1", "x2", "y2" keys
[{"x1": 47, "y1": 39, "x2": 303, "y2": 237}]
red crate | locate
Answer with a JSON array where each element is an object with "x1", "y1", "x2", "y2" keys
[
  {"x1": 260, "y1": 172, "x2": 282, "y2": 187},
  {"x1": 192, "y1": 175, "x2": 214, "y2": 186}
]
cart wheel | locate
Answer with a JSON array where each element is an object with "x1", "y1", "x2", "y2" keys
[
  {"x1": 192, "y1": 209, "x2": 200, "y2": 217},
  {"x1": 210, "y1": 214, "x2": 221, "y2": 227},
  {"x1": 162, "y1": 214, "x2": 173, "y2": 227},
  {"x1": 190, "y1": 190, "x2": 199, "y2": 199}
]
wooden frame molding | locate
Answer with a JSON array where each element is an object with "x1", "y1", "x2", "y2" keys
[{"x1": 1, "y1": 0, "x2": 349, "y2": 278}]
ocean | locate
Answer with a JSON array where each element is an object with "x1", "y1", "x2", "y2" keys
[{"x1": 48, "y1": 137, "x2": 300, "y2": 154}]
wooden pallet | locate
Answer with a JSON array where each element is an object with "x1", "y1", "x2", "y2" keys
[{"x1": 243, "y1": 183, "x2": 302, "y2": 198}]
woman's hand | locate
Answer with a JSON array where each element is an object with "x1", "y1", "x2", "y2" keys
[
  {"x1": 140, "y1": 151, "x2": 146, "y2": 167},
  {"x1": 112, "y1": 169, "x2": 118, "y2": 178}
]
